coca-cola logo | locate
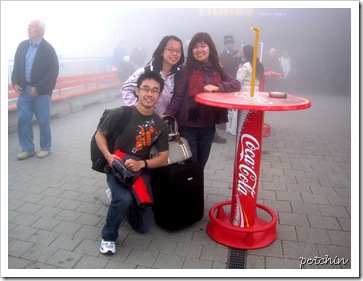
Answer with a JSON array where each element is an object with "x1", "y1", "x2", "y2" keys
[{"x1": 237, "y1": 134, "x2": 260, "y2": 198}]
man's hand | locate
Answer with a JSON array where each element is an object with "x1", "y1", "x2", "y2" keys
[
  {"x1": 30, "y1": 87, "x2": 38, "y2": 97},
  {"x1": 106, "y1": 154, "x2": 121, "y2": 166},
  {"x1": 13, "y1": 84, "x2": 23, "y2": 94},
  {"x1": 124, "y1": 158, "x2": 144, "y2": 172}
]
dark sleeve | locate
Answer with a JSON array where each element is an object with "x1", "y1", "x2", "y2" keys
[
  {"x1": 164, "y1": 67, "x2": 188, "y2": 116},
  {"x1": 98, "y1": 107, "x2": 125, "y2": 137},
  {"x1": 34, "y1": 41, "x2": 59, "y2": 94},
  {"x1": 11, "y1": 41, "x2": 27, "y2": 86},
  {"x1": 218, "y1": 72, "x2": 241, "y2": 93}
]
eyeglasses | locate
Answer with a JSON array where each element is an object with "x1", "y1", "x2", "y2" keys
[
  {"x1": 165, "y1": 48, "x2": 182, "y2": 55},
  {"x1": 140, "y1": 87, "x2": 160, "y2": 94}
]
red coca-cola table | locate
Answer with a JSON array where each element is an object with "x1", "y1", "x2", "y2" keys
[{"x1": 196, "y1": 91, "x2": 311, "y2": 249}]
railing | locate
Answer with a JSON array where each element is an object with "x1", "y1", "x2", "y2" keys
[
  {"x1": 8, "y1": 57, "x2": 114, "y2": 83},
  {"x1": 8, "y1": 70, "x2": 122, "y2": 111}
]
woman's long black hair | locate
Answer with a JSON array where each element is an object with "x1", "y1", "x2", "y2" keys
[
  {"x1": 147, "y1": 35, "x2": 185, "y2": 74},
  {"x1": 243, "y1": 45, "x2": 264, "y2": 80}
]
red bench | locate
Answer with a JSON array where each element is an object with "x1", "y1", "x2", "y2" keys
[{"x1": 8, "y1": 70, "x2": 122, "y2": 111}]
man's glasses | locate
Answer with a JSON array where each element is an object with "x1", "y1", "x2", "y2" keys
[
  {"x1": 140, "y1": 87, "x2": 160, "y2": 94},
  {"x1": 165, "y1": 48, "x2": 182, "y2": 55}
]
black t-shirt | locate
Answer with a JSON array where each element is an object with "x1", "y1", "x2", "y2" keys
[{"x1": 98, "y1": 106, "x2": 169, "y2": 159}]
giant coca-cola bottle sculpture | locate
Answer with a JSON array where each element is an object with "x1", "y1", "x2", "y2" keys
[{"x1": 230, "y1": 110, "x2": 263, "y2": 228}]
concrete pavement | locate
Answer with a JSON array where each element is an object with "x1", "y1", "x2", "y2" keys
[{"x1": 5, "y1": 89, "x2": 355, "y2": 277}]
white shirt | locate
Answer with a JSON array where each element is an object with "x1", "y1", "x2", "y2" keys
[
  {"x1": 279, "y1": 56, "x2": 291, "y2": 79},
  {"x1": 236, "y1": 62, "x2": 260, "y2": 91}
]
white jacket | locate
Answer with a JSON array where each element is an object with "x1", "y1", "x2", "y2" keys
[{"x1": 236, "y1": 62, "x2": 260, "y2": 91}]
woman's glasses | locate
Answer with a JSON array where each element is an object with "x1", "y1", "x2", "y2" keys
[{"x1": 165, "y1": 48, "x2": 182, "y2": 55}]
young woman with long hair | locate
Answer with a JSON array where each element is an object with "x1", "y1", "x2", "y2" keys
[
  {"x1": 121, "y1": 35, "x2": 185, "y2": 115},
  {"x1": 163, "y1": 32, "x2": 241, "y2": 168}
]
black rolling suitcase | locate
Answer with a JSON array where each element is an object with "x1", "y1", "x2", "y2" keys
[{"x1": 151, "y1": 159, "x2": 204, "y2": 230}]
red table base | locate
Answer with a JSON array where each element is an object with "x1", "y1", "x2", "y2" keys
[{"x1": 206, "y1": 201, "x2": 277, "y2": 249}]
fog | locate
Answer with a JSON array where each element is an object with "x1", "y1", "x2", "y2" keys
[{"x1": 1, "y1": 1, "x2": 357, "y2": 94}]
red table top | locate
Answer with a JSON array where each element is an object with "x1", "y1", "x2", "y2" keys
[{"x1": 195, "y1": 91, "x2": 312, "y2": 111}]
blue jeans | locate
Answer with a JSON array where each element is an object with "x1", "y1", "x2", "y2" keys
[
  {"x1": 101, "y1": 173, "x2": 152, "y2": 241},
  {"x1": 17, "y1": 86, "x2": 52, "y2": 152},
  {"x1": 179, "y1": 125, "x2": 216, "y2": 169}
]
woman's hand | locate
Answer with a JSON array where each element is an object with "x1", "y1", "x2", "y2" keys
[{"x1": 203, "y1": 85, "x2": 220, "y2": 92}]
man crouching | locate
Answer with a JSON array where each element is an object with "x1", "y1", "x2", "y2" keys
[{"x1": 95, "y1": 71, "x2": 169, "y2": 254}]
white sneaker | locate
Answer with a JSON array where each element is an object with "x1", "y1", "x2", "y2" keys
[
  {"x1": 105, "y1": 188, "x2": 112, "y2": 201},
  {"x1": 36, "y1": 151, "x2": 50, "y2": 158},
  {"x1": 100, "y1": 239, "x2": 116, "y2": 254},
  {"x1": 17, "y1": 151, "x2": 35, "y2": 160}
]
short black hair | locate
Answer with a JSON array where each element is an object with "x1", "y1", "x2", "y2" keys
[{"x1": 136, "y1": 71, "x2": 165, "y2": 93}]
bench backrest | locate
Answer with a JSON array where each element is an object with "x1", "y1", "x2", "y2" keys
[{"x1": 8, "y1": 70, "x2": 120, "y2": 99}]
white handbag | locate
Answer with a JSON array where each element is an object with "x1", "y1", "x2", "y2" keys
[{"x1": 150, "y1": 115, "x2": 192, "y2": 165}]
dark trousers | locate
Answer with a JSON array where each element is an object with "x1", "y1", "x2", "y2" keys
[{"x1": 179, "y1": 125, "x2": 216, "y2": 169}]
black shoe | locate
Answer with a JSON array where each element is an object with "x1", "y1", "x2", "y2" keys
[{"x1": 213, "y1": 135, "x2": 227, "y2": 144}]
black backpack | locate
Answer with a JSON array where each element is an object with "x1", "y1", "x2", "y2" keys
[{"x1": 90, "y1": 106, "x2": 132, "y2": 173}]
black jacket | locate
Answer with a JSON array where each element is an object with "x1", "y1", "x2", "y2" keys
[
  {"x1": 219, "y1": 49, "x2": 240, "y2": 78},
  {"x1": 11, "y1": 38, "x2": 59, "y2": 95}
]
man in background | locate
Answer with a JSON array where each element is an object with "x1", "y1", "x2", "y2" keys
[
  {"x1": 130, "y1": 40, "x2": 147, "y2": 69},
  {"x1": 219, "y1": 35, "x2": 240, "y2": 78},
  {"x1": 279, "y1": 48, "x2": 297, "y2": 92},
  {"x1": 11, "y1": 19, "x2": 59, "y2": 160},
  {"x1": 264, "y1": 48, "x2": 283, "y2": 92},
  {"x1": 217, "y1": 35, "x2": 241, "y2": 141},
  {"x1": 113, "y1": 40, "x2": 128, "y2": 69},
  {"x1": 117, "y1": 55, "x2": 135, "y2": 82}
]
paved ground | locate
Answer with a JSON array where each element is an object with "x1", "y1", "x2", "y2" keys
[{"x1": 5, "y1": 89, "x2": 355, "y2": 278}]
